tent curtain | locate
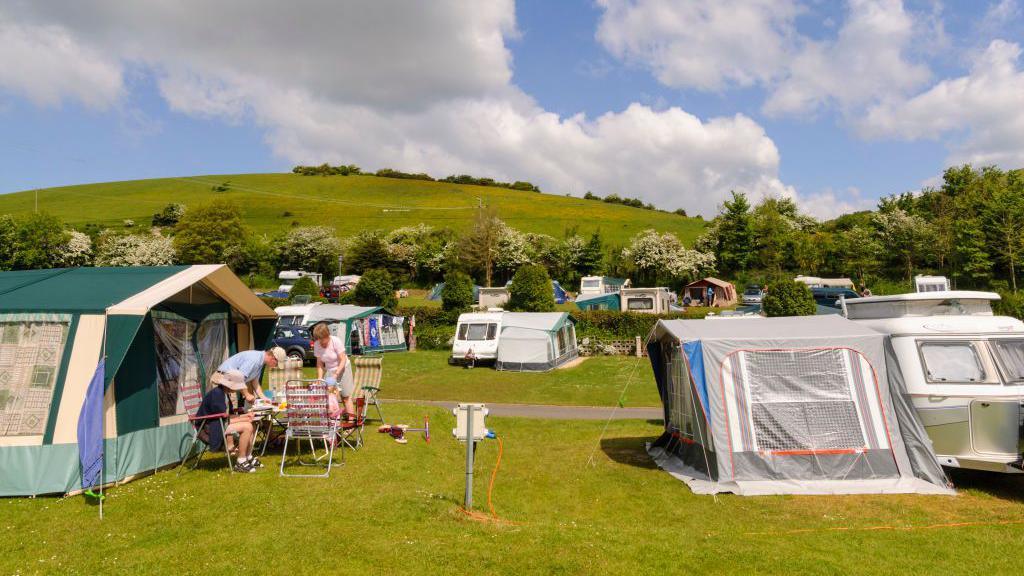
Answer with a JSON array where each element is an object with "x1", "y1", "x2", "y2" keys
[{"x1": 103, "y1": 314, "x2": 146, "y2": 389}]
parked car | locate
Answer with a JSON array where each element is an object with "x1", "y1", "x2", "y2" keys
[
  {"x1": 272, "y1": 325, "x2": 315, "y2": 364},
  {"x1": 741, "y1": 287, "x2": 764, "y2": 305},
  {"x1": 811, "y1": 287, "x2": 860, "y2": 308}
]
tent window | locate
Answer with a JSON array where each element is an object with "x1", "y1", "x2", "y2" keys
[
  {"x1": 557, "y1": 327, "x2": 567, "y2": 356},
  {"x1": 627, "y1": 297, "x2": 654, "y2": 310},
  {"x1": 744, "y1": 349, "x2": 865, "y2": 452},
  {"x1": 992, "y1": 340, "x2": 1024, "y2": 384},
  {"x1": 153, "y1": 313, "x2": 229, "y2": 418},
  {"x1": 918, "y1": 341, "x2": 987, "y2": 384},
  {"x1": 0, "y1": 320, "x2": 69, "y2": 437}
]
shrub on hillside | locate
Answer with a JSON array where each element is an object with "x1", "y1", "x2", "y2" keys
[
  {"x1": 441, "y1": 271, "x2": 475, "y2": 313},
  {"x1": 762, "y1": 280, "x2": 816, "y2": 317},
  {"x1": 276, "y1": 226, "x2": 342, "y2": 277},
  {"x1": 95, "y1": 231, "x2": 175, "y2": 267},
  {"x1": 507, "y1": 265, "x2": 554, "y2": 312},
  {"x1": 152, "y1": 203, "x2": 185, "y2": 227},
  {"x1": 375, "y1": 168, "x2": 435, "y2": 181},
  {"x1": 353, "y1": 268, "x2": 397, "y2": 310}
]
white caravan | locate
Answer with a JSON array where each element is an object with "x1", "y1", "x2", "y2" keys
[
  {"x1": 915, "y1": 275, "x2": 950, "y2": 293},
  {"x1": 450, "y1": 311, "x2": 503, "y2": 364},
  {"x1": 845, "y1": 291, "x2": 1024, "y2": 473},
  {"x1": 579, "y1": 276, "x2": 632, "y2": 296},
  {"x1": 277, "y1": 270, "x2": 322, "y2": 293},
  {"x1": 621, "y1": 287, "x2": 672, "y2": 314},
  {"x1": 274, "y1": 302, "x2": 320, "y2": 326}
]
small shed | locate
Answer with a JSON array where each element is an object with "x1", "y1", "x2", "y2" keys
[
  {"x1": 684, "y1": 278, "x2": 737, "y2": 307},
  {"x1": 307, "y1": 304, "x2": 407, "y2": 354}
]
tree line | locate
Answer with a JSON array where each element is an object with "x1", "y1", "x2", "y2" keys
[
  {"x1": 291, "y1": 163, "x2": 541, "y2": 192},
  {"x1": 698, "y1": 164, "x2": 1024, "y2": 295}
]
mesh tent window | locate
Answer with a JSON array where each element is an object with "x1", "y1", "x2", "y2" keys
[
  {"x1": 152, "y1": 311, "x2": 229, "y2": 418},
  {"x1": 0, "y1": 314, "x2": 70, "y2": 437},
  {"x1": 725, "y1": 348, "x2": 883, "y2": 455}
]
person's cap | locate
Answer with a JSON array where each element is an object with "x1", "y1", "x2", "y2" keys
[
  {"x1": 268, "y1": 346, "x2": 287, "y2": 365},
  {"x1": 212, "y1": 370, "x2": 247, "y2": 391}
]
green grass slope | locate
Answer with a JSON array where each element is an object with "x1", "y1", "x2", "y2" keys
[{"x1": 0, "y1": 173, "x2": 705, "y2": 245}]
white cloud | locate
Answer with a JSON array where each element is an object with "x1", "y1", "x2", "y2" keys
[
  {"x1": 2, "y1": 0, "x2": 798, "y2": 218},
  {"x1": 861, "y1": 40, "x2": 1024, "y2": 167},
  {"x1": 0, "y1": 11, "x2": 122, "y2": 108},
  {"x1": 796, "y1": 187, "x2": 877, "y2": 220},
  {"x1": 595, "y1": 0, "x2": 933, "y2": 117},
  {"x1": 763, "y1": 0, "x2": 930, "y2": 116},
  {"x1": 595, "y1": 0, "x2": 799, "y2": 91}
]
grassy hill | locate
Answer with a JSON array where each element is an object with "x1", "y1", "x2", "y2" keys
[{"x1": 0, "y1": 173, "x2": 705, "y2": 245}]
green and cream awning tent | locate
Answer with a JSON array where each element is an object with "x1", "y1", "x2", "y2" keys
[
  {"x1": 304, "y1": 304, "x2": 408, "y2": 354},
  {"x1": 0, "y1": 265, "x2": 277, "y2": 496}
]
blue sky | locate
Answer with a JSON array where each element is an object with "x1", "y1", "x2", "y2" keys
[{"x1": 1, "y1": 1, "x2": 1023, "y2": 219}]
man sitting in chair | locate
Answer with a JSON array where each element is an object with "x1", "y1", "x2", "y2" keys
[{"x1": 198, "y1": 370, "x2": 258, "y2": 473}]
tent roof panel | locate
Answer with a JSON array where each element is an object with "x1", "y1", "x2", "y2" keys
[
  {"x1": 108, "y1": 264, "x2": 276, "y2": 319},
  {"x1": 0, "y1": 266, "x2": 187, "y2": 312},
  {"x1": 500, "y1": 312, "x2": 572, "y2": 331},
  {"x1": 655, "y1": 315, "x2": 879, "y2": 342}
]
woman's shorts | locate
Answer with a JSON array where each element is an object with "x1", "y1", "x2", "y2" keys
[{"x1": 336, "y1": 365, "x2": 355, "y2": 398}]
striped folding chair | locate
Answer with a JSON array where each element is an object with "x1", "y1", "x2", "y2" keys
[
  {"x1": 352, "y1": 355, "x2": 384, "y2": 423},
  {"x1": 279, "y1": 379, "x2": 340, "y2": 477},
  {"x1": 267, "y1": 357, "x2": 304, "y2": 400},
  {"x1": 178, "y1": 383, "x2": 235, "y2": 475}
]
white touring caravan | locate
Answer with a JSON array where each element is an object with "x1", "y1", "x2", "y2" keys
[
  {"x1": 579, "y1": 276, "x2": 631, "y2": 296},
  {"x1": 621, "y1": 287, "x2": 672, "y2": 314},
  {"x1": 845, "y1": 291, "x2": 1024, "y2": 473},
  {"x1": 915, "y1": 275, "x2": 951, "y2": 293},
  {"x1": 277, "y1": 270, "x2": 322, "y2": 293},
  {"x1": 450, "y1": 311, "x2": 503, "y2": 364}
]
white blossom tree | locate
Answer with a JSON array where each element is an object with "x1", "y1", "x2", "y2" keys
[
  {"x1": 873, "y1": 208, "x2": 931, "y2": 281},
  {"x1": 277, "y1": 226, "x2": 342, "y2": 276},
  {"x1": 494, "y1": 223, "x2": 533, "y2": 274},
  {"x1": 621, "y1": 229, "x2": 715, "y2": 283},
  {"x1": 96, "y1": 231, "x2": 175, "y2": 266},
  {"x1": 56, "y1": 231, "x2": 93, "y2": 267}
]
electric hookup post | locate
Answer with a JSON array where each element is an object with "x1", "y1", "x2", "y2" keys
[{"x1": 452, "y1": 403, "x2": 489, "y2": 509}]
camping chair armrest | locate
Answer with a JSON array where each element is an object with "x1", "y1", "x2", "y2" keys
[
  {"x1": 362, "y1": 386, "x2": 380, "y2": 393},
  {"x1": 188, "y1": 412, "x2": 229, "y2": 422}
]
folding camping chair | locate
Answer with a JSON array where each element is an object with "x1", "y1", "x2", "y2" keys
[
  {"x1": 352, "y1": 355, "x2": 385, "y2": 423},
  {"x1": 279, "y1": 379, "x2": 341, "y2": 477},
  {"x1": 338, "y1": 395, "x2": 366, "y2": 451},
  {"x1": 257, "y1": 357, "x2": 303, "y2": 455},
  {"x1": 178, "y1": 385, "x2": 236, "y2": 475}
]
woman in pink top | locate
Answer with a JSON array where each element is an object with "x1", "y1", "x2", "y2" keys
[{"x1": 312, "y1": 322, "x2": 355, "y2": 420}]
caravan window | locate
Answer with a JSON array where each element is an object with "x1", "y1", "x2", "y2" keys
[
  {"x1": 0, "y1": 319, "x2": 70, "y2": 437},
  {"x1": 279, "y1": 315, "x2": 302, "y2": 326},
  {"x1": 581, "y1": 279, "x2": 601, "y2": 289},
  {"x1": 458, "y1": 323, "x2": 497, "y2": 341},
  {"x1": 627, "y1": 297, "x2": 654, "y2": 310},
  {"x1": 918, "y1": 341, "x2": 988, "y2": 383},
  {"x1": 991, "y1": 340, "x2": 1024, "y2": 384}
]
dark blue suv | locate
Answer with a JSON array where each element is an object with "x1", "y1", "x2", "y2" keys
[
  {"x1": 272, "y1": 325, "x2": 315, "y2": 364},
  {"x1": 812, "y1": 287, "x2": 860, "y2": 308}
]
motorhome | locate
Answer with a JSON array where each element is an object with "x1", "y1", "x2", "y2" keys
[
  {"x1": 845, "y1": 291, "x2": 1024, "y2": 473},
  {"x1": 450, "y1": 311, "x2": 503, "y2": 364},
  {"x1": 277, "y1": 270, "x2": 322, "y2": 293},
  {"x1": 915, "y1": 275, "x2": 951, "y2": 293},
  {"x1": 621, "y1": 287, "x2": 672, "y2": 314},
  {"x1": 579, "y1": 276, "x2": 631, "y2": 296}
]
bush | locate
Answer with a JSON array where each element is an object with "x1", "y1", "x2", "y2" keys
[
  {"x1": 95, "y1": 231, "x2": 176, "y2": 267},
  {"x1": 762, "y1": 280, "x2": 816, "y2": 317},
  {"x1": 289, "y1": 276, "x2": 320, "y2": 300},
  {"x1": 441, "y1": 271, "x2": 475, "y2": 313},
  {"x1": 152, "y1": 203, "x2": 185, "y2": 227},
  {"x1": 259, "y1": 296, "x2": 291, "y2": 309},
  {"x1": 994, "y1": 291, "x2": 1024, "y2": 320},
  {"x1": 173, "y1": 199, "x2": 245, "y2": 264},
  {"x1": 507, "y1": 265, "x2": 555, "y2": 312},
  {"x1": 353, "y1": 268, "x2": 397, "y2": 309},
  {"x1": 572, "y1": 309, "x2": 712, "y2": 340},
  {"x1": 276, "y1": 226, "x2": 342, "y2": 277}
]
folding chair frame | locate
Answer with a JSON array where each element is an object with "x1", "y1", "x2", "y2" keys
[
  {"x1": 178, "y1": 412, "x2": 234, "y2": 475},
  {"x1": 279, "y1": 379, "x2": 341, "y2": 478}
]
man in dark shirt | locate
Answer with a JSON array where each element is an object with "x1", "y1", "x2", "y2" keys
[{"x1": 196, "y1": 369, "x2": 257, "y2": 472}]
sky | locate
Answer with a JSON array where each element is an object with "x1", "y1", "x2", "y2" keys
[{"x1": 1, "y1": 0, "x2": 1023, "y2": 220}]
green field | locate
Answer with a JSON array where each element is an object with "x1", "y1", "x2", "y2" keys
[
  {"x1": 0, "y1": 173, "x2": 705, "y2": 246},
  {"x1": 4, "y1": 402, "x2": 1023, "y2": 575}
]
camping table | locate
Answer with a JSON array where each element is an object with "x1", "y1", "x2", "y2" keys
[{"x1": 251, "y1": 405, "x2": 288, "y2": 457}]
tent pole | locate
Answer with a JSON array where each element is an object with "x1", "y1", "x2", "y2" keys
[{"x1": 99, "y1": 315, "x2": 106, "y2": 521}]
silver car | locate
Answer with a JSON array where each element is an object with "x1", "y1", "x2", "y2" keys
[{"x1": 741, "y1": 287, "x2": 763, "y2": 305}]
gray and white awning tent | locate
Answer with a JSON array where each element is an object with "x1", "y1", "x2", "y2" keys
[
  {"x1": 646, "y1": 315, "x2": 952, "y2": 496},
  {"x1": 306, "y1": 304, "x2": 407, "y2": 354},
  {"x1": 495, "y1": 312, "x2": 578, "y2": 372}
]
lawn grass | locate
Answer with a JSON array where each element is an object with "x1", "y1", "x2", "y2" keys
[
  {"x1": 0, "y1": 173, "x2": 705, "y2": 246},
  {"x1": 4, "y1": 403, "x2": 1023, "y2": 575},
  {"x1": 329, "y1": 350, "x2": 660, "y2": 407}
]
